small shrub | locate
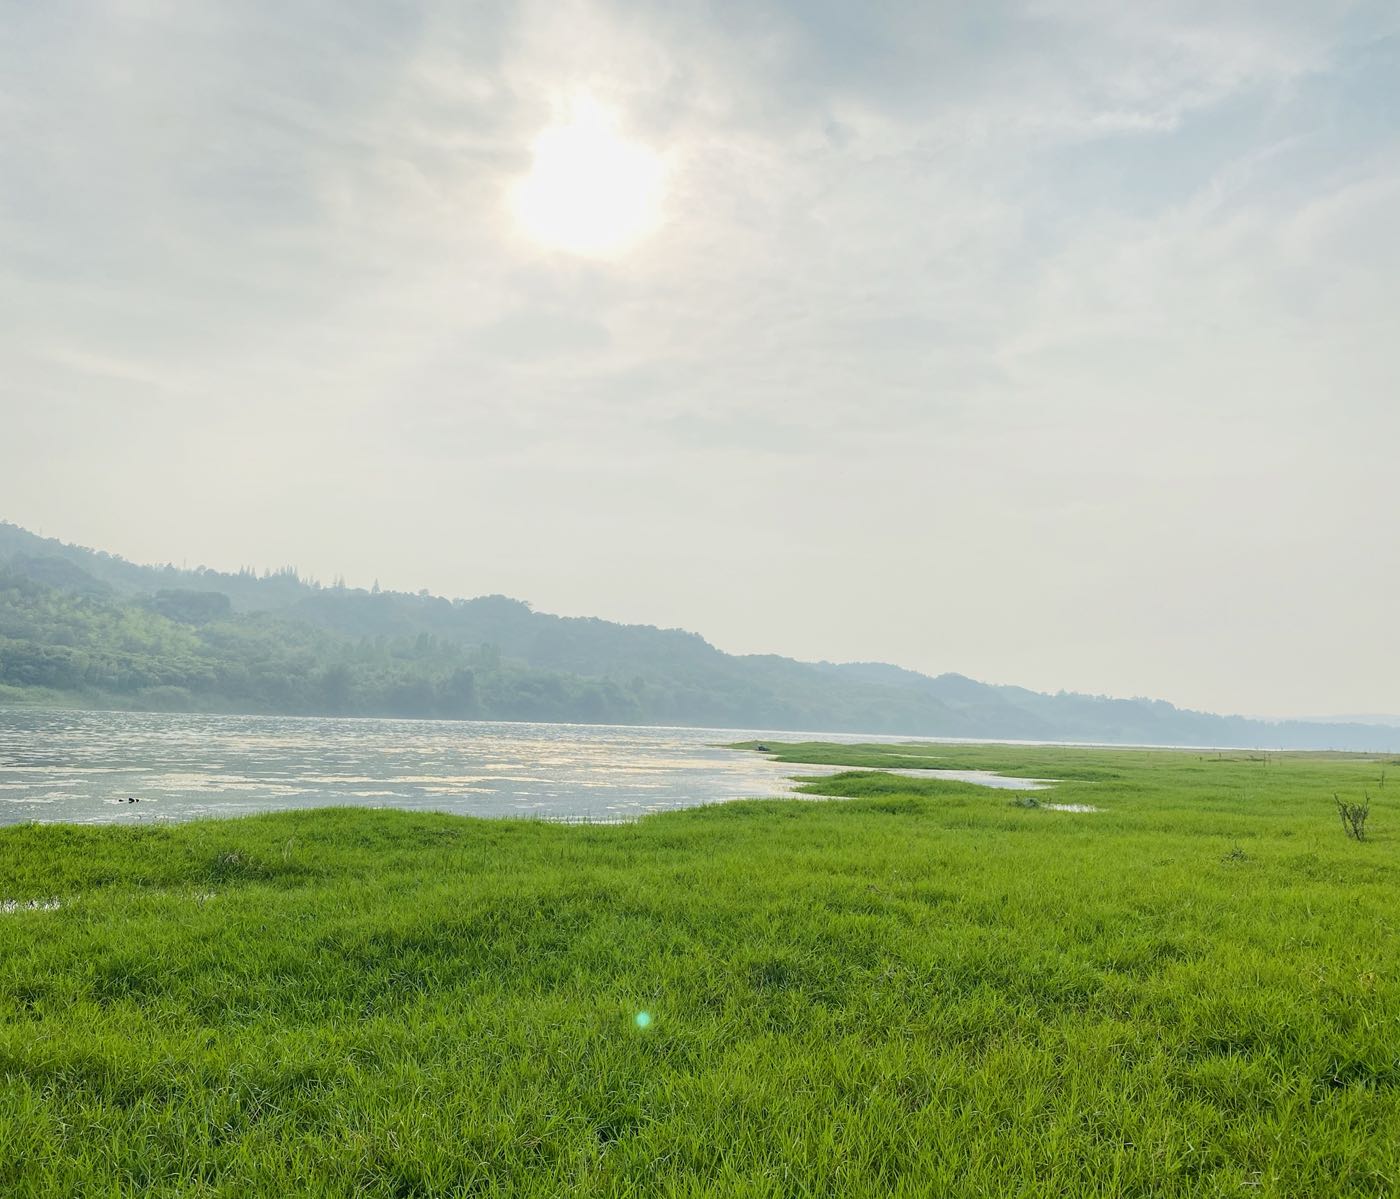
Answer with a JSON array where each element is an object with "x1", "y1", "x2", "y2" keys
[
  {"x1": 1222, "y1": 844, "x2": 1248, "y2": 863},
  {"x1": 1333, "y1": 793, "x2": 1371, "y2": 842},
  {"x1": 1008, "y1": 795, "x2": 1040, "y2": 809}
]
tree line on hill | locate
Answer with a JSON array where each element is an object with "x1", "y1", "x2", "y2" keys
[{"x1": 1, "y1": 521, "x2": 1395, "y2": 750}]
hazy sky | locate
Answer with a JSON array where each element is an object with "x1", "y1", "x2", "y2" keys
[{"x1": 3, "y1": 1, "x2": 1397, "y2": 718}]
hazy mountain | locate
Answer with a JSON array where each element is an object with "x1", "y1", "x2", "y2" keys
[
  {"x1": 1, "y1": 521, "x2": 1395, "y2": 750},
  {"x1": 1293, "y1": 714, "x2": 1400, "y2": 728}
]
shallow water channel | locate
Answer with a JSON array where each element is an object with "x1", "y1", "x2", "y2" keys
[{"x1": 0, "y1": 709, "x2": 1054, "y2": 825}]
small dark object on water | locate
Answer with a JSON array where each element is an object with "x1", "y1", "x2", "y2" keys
[{"x1": 126, "y1": 796, "x2": 139, "y2": 804}]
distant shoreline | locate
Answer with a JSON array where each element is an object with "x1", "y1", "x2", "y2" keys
[{"x1": 3, "y1": 703, "x2": 1397, "y2": 756}]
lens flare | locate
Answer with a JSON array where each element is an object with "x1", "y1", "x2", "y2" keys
[{"x1": 634, "y1": 1010, "x2": 652, "y2": 1029}]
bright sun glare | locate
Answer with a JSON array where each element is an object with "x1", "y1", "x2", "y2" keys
[{"x1": 511, "y1": 96, "x2": 666, "y2": 257}]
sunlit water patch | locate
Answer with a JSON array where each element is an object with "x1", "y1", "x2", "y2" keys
[
  {"x1": 0, "y1": 710, "x2": 1055, "y2": 826},
  {"x1": 790, "y1": 764, "x2": 1055, "y2": 791},
  {"x1": 1, "y1": 898, "x2": 62, "y2": 913}
]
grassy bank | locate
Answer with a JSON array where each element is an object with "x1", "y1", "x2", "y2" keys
[{"x1": 1, "y1": 744, "x2": 1396, "y2": 1196}]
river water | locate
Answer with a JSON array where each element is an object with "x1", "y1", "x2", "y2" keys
[{"x1": 0, "y1": 709, "x2": 1046, "y2": 825}]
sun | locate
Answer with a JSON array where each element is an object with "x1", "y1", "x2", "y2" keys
[{"x1": 511, "y1": 96, "x2": 666, "y2": 257}]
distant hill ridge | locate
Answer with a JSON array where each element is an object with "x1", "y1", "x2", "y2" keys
[{"x1": 0, "y1": 520, "x2": 1395, "y2": 750}]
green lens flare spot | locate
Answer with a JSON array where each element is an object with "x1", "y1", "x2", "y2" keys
[{"x1": 634, "y1": 1011, "x2": 652, "y2": 1029}]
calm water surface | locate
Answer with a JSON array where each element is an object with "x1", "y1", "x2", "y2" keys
[{"x1": 0, "y1": 709, "x2": 1046, "y2": 825}]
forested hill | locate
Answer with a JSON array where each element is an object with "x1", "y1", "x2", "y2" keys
[{"x1": 0, "y1": 521, "x2": 1394, "y2": 750}]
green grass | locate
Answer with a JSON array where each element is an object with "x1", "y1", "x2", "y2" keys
[{"x1": 1, "y1": 743, "x2": 1396, "y2": 1196}]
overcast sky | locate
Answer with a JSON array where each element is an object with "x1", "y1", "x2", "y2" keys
[{"x1": 3, "y1": 1, "x2": 1397, "y2": 719}]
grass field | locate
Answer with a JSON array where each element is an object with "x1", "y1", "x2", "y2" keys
[{"x1": 1, "y1": 742, "x2": 1396, "y2": 1196}]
